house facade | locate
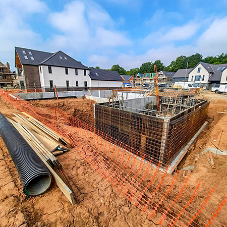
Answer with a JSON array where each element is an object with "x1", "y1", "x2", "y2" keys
[
  {"x1": 15, "y1": 47, "x2": 89, "y2": 91},
  {"x1": 172, "y1": 68, "x2": 192, "y2": 83},
  {"x1": 121, "y1": 75, "x2": 134, "y2": 87},
  {"x1": 188, "y1": 62, "x2": 227, "y2": 88},
  {"x1": 220, "y1": 67, "x2": 227, "y2": 84},
  {"x1": 0, "y1": 62, "x2": 14, "y2": 88},
  {"x1": 158, "y1": 71, "x2": 175, "y2": 84},
  {"x1": 89, "y1": 68, "x2": 123, "y2": 88}
]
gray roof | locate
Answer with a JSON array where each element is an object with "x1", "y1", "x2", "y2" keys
[
  {"x1": 15, "y1": 47, "x2": 88, "y2": 69},
  {"x1": 121, "y1": 75, "x2": 132, "y2": 81},
  {"x1": 209, "y1": 64, "x2": 227, "y2": 82},
  {"x1": 173, "y1": 68, "x2": 193, "y2": 78},
  {"x1": 200, "y1": 62, "x2": 214, "y2": 73},
  {"x1": 161, "y1": 71, "x2": 175, "y2": 78},
  {"x1": 89, "y1": 68, "x2": 123, "y2": 81}
]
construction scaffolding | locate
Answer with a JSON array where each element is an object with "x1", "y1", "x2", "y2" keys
[{"x1": 95, "y1": 96, "x2": 209, "y2": 167}]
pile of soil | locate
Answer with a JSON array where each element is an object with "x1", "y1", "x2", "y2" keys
[{"x1": 30, "y1": 98, "x2": 96, "y2": 127}]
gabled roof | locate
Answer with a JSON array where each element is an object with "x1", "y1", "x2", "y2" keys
[
  {"x1": 173, "y1": 68, "x2": 193, "y2": 78},
  {"x1": 15, "y1": 47, "x2": 88, "y2": 69},
  {"x1": 161, "y1": 71, "x2": 175, "y2": 78},
  {"x1": 0, "y1": 62, "x2": 6, "y2": 68},
  {"x1": 199, "y1": 62, "x2": 214, "y2": 73},
  {"x1": 121, "y1": 75, "x2": 132, "y2": 81},
  {"x1": 15, "y1": 47, "x2": 53, "y2": 66},
  {"x1": 209, "y1": 64, "x2": 227, "y2": 82},
  {"x1": 89, "y1": 68, "x2": 123, "y2": 81}
]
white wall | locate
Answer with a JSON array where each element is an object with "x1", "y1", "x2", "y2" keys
[
  {"x1": 91, "y1": 80, "x2": 122, "y2": 88},
  {"x1": 39, "y1": 65, "x2": 91, "y2": 89},
  {"x1": 220, "y1": 69, "x2": 227, "y2": 84},
  {"x1": 188, "y1": 63, "x2": 210, "y2": 84}
]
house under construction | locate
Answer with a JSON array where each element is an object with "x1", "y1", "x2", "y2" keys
[{"x1": 95, "y1": 95, "x2": 209, "y2": 168}]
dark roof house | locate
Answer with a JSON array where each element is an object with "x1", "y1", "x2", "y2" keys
[
  {"x1": 15, "y1": 47, "x2": 87, "y2": 69},
  {"x1": 172, "y1": 68, "x2": 193, "y2": 82},
  {"x1": 89, "y1": 68, "x2": 123, "y2": 81}
]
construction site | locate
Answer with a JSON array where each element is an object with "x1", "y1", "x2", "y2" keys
[{"x1": 0, "y1": 87, "x2": 227, "y2": 226}]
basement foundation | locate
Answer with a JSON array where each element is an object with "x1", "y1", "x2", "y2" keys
[{"x1": 95, "y1": 96, "x2": 209, "y2": 168}]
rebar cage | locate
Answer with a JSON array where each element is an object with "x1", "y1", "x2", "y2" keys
[{"x1": 95, "y1": 96, "x2": 209, "y2": 167}]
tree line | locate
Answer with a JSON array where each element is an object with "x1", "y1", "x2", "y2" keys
[{"x1": 95, "y1": 53, "x2": 227, "y2": 75}]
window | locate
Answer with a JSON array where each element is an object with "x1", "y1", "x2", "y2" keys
[
  {"x1": 29, "y1": 51, "x2": 32, "y2": 55},
  {"x1": 66, "y1": 80, "x2": 69, "y2": 91},
  {"x1": 65, "y1": 68, "x2": 68, "y2": 75},
  {"x1": 195, "y1": 75, "x2": 201, "y2": 81},
  {"x1": 40, "y1": 66, "x2": 42, "y2": 73},
  {"x1": 75, "y1": 69, "x2": 78, "y2": 75},
  {"x1": 31, "y1": 57, "x2": 34, "y2": 60},
  {"x1": 64, "y1": 57, "x2": 67, "y2": 60},
  {"x1": 76, "y1": 81, "x2": 78, "y2": 86},
  {"x1": 49, "y1": 80, "x2": 53, "y2": 89},
  {"x1": 0, "y1": 68, "x2": 3, "y2": 73},
  {"x1": 3, "y1": 75, "x2": 6, "y2": 79},
  {"x1": 22, "y1": 50, "x2": 26, "y2": 54},
  {"x1": 59, "y1": 56, "x2": 62, "y2": 59},
  {"x1": 226, "y1": 76, "x2": 227, "y2": 81},
  {"x1": 84, "y1": 70, "x2": 86, "y2": 76},
  {"x1": 191, "y1": 76, "x2": 193, "y2": 81},
  {"x1": 217, "y1": 67, "x2": 221, "y2": 71},
  {"x1": 84, "y1": 81, "x2": 87, "y2": 87},
  {"x1": 222, "y1": 67, "x2": 226, "y2": 71},
  {"x1": 202, "y1": 75, "x2": 205, "y2": 81},
  {"x1": 48, "y1": 66, "x2": 52, "y2": 74},
  {"x1": 197, "y1": 67, "x2": 201, "y2": 73},
  {"x1": 24, "y1": 56, "x2": 28, "y2": 60}
]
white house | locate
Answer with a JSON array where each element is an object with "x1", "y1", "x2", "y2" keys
[
  {"x1": 88, "y1": 68, "x2": 123, "y2": 88},
  {"x1": 15, "y1": 47, "x2": 89, "y2": 91},
  {"x1": 188, "y1": 62, "x2": 227, "y2": 88},
  {"x1": 15, "y1": 47, "x2": 123, "y2": 91}
]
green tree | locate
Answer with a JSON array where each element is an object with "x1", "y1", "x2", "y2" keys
[
  {"x1": 95, "y1": 66, "x2": 100, "y2": 69},
  {"x1": 152, "y1": 60, "x2": 165, "y2": 72},
  {"x1": 110, "y1": 64, "x2": 127, "y2": 75},
  {"x1": 126, "y1": 68, "x2": 139, "y2": 75},
  {"x1": 187, "y1": 53, "x2": 203, "y2": 68},
  {"x1": 139, "y1": 62, "x2": 153, "y2": 74}
]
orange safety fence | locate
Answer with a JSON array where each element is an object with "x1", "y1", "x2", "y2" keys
[{"x1": 0, "y1": 89, "x2": 226, "y2": 226}]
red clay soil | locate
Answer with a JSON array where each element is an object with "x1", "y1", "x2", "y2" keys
[
  {"x1": 29, "y1": 98, "x2": 96, "y2": 126},
  {"x1": 0, "y1": 93, "x2": 227, "y2": 226}
]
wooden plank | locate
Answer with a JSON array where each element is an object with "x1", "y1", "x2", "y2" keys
[
  {"x1": 21, "y1": 112, "x2": 70, "y2": 145},
  {"x1": 13, "y1": 114, "x2": 62, "y2": 154}
]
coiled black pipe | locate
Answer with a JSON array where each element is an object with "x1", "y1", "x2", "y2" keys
[{"x1": 0, "y1": 113, "x2": 52, "y2": 196}]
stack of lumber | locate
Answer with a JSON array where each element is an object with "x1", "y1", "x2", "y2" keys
[{"x1": 7, "y1": 113, "x2": 75, "y2": 205}]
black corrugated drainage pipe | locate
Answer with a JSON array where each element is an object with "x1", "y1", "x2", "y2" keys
[{"x1": 0, "y1": 113, "x2": 52, "y2": 196}]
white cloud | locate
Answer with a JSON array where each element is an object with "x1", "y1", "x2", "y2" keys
[
  {"x1": 197, "y1": 17, "x2": 227, "y2": 56},
  {"x1": 0, "y1": 0, "x2": 47, "y2": 68},
  {"x1": 143, "y1": 22, "x2": 200, "y2": 45},
  {"x1": 160, "y1": 23, "x2": 200, "y2": 42},
  {"x1": 48, "y1": 0, "x2": 131, "y2": 52}
]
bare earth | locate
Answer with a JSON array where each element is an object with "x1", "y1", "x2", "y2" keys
[{"x1": 0, "y1": 92, "x2": 227, "y2": 226}]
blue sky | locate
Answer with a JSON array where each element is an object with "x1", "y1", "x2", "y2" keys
[{"x1": 1, "y1": 0, "x2": 227, "y2": 70}]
